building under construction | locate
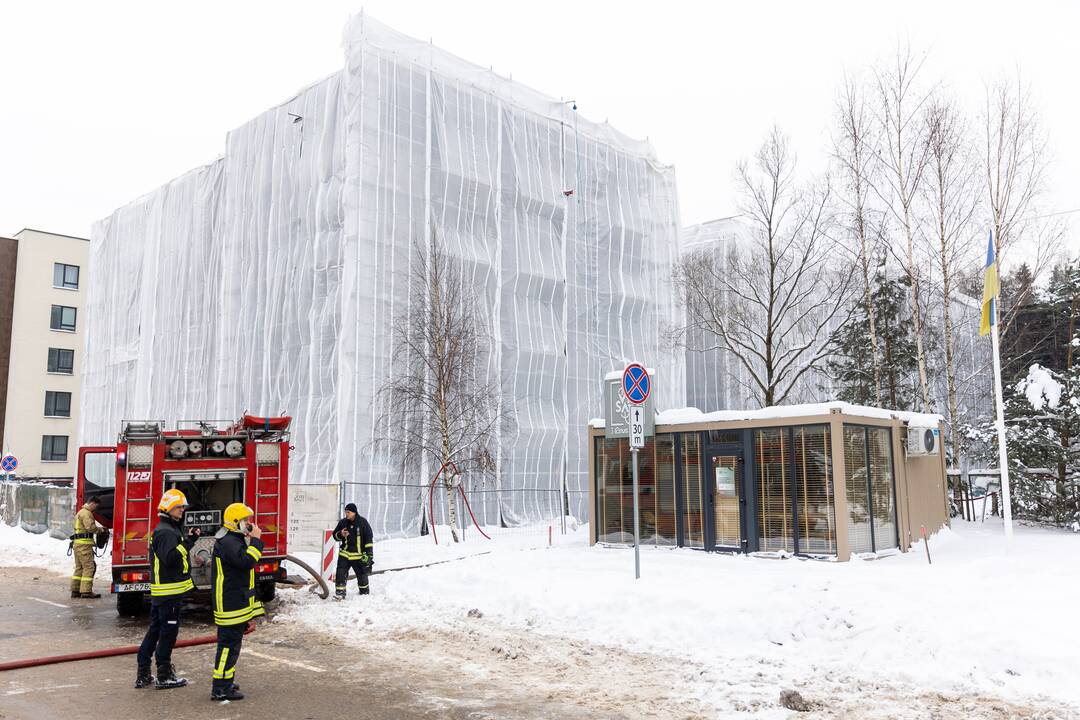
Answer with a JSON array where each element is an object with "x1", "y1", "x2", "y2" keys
[{"x1": 81, "y1": 16, "x2": 683, "y2": 536}]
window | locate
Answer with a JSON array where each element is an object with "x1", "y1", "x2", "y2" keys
[
  {"x1": 793, "y1": 426, "x2": 836, "y2": 554},
  {"x1": 843, "y1": 425, "x2": 898, "y2": 553},
  {"x1": 595, "y1": 435, "x2": 677, "y2": 547},
  {"x1": 754, "y1": 425, "x2": 837, "y2": 555},
  {"x1": 53, "y1": 263, "x2": 80, "y2": 289},
  {"x1": 682, "y1": 434, "x2": 705, "y2": 548},
  {"x1": 44, "y1": 391, "x2": 72, "y2": 417},
  {"x1": 47, "y1": 348, "x2": 75, "y2": 374},
  {"x1": 50, "y1": 305, "x2": 77, "y2": 332},
  {"x1": 41, "y1": 435, "x2": 69, "y2": 462},
  {"x1": 755, "y1": 428, "x2": 794, "y2": 553}
]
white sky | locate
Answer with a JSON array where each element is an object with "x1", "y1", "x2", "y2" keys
[{"x1": 1, "y1": 0, "x2": 1077, "y2": 244}]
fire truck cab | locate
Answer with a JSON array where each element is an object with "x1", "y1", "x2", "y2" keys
[{"x1": 77, "y1": 415, "x2": 292, "y2": 615}]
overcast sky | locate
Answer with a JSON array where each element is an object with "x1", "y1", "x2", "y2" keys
[{"x1": 2, "y1": 1, "x2": 1077, "y2": 247}]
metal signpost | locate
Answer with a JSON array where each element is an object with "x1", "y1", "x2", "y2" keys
[{"x1": 621, "y1": 363, "x2": 650, "y2": 580}]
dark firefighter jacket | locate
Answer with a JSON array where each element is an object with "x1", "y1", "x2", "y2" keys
[
  {"x1": 332, "y1": 515, "x2": 374, "y2": 563},
  {"x1": 211, "y1": 531, "x2": 266, "y2": 626},
  {"x1": 149, "y1": 513, "x2": 196, "y2": 601}
]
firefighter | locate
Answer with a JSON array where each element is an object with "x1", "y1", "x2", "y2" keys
[
  {"x1": 70, "y1": 496, "x2": 105, "y2": 598},
  {"x1": 209, "y1": 502, "x2": 265, "y2": 702},
  {"x1": 135, "y1": 489, "x2": 200, "y2": 690},
  {"x1": 331, "y1": 503, "x2": 374, "y2": 600}
]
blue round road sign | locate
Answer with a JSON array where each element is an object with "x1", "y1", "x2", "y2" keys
[
  {"x1": 1, "y1": 455, "x2": 17, "y2": 473},
  {"x1": 622, "y1": 364, "x2": 651, "y2": 404}
]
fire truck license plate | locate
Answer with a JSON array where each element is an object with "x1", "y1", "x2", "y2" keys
[{"x1": 115, "y1": 582, "x2": 151, "y2": 592}]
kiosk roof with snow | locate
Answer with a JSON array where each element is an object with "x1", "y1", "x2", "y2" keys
[{"x1": 588, "y1": 402, "x2": 948, "y2": 561}]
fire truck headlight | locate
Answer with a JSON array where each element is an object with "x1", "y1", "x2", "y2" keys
[{"x1": 168, "y1": 440, "x2": 188, "y2": 459}]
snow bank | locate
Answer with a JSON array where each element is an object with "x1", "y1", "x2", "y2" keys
[
  {"x1": 276, "y1": 519, "x2": 1078, "y2": 714},
  {"x1": 589, "y1": 400, "x2": 943, "y2": 429},
  {"x1": 0, "y1": 522, "x2": 111, "y2": 579}
]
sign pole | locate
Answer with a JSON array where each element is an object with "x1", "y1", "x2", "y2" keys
[{"x1": 631, "y1": 447, "x2": 640, "y2": 580}]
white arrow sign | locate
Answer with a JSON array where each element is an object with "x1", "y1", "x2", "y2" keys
[{"x1": 629, "y1": 405, "x2": 645, "y2": 449}]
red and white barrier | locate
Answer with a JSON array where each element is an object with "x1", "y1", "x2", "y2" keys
[{"x1": 322, "y1": 529, "x2": 337, "y2": 583}]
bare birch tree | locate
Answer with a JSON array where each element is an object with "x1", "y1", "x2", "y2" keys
[
  {"x1": 922, "y1": 96, "x2": 980, "y2": 477},
  {"x1": 673, "y1": 128, "x2": 853, "y2": 407},
  {"x1": 374, "y1": 234, "x2": 503, "y2": 542},
  {"x1": 874, "y1": 44, "x2": 936, "y2": 413},
  {"x1": 833, "y1": 74, "x2": 885, "y2": 406}
]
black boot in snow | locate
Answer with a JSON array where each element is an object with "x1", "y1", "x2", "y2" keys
[
  {"x1": 155, "y1": 664, "x2": 188, "y2": 689},
  {"x1": 134, "y1": 665, "x2": 154, "y2": 689},
  {"x1": 211, "y1": 684, "x2": 244, "y2": 701}
]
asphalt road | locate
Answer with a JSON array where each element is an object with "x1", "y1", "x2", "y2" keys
[{"x1": 0, "y1": 567, "x2": 613, "y2": 720}]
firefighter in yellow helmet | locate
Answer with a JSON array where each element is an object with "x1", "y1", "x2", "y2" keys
[
  {"x1": 209, "y1": 502, "x2": 264, "y2": 702},
  {"x1": 135, "y1": 489, "x2": 200, "y2": 690},
  {"x1": 70, "y1": 496, "x2": 105, "y2": 598}
]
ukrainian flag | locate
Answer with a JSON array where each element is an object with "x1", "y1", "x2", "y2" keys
[{"x1": 979, "y1": 230, "x2": 998, "y2": 336}]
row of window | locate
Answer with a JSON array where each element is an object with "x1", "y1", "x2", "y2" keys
[{"x1": 596, "y1": 424, "x2": 899, "y2": 556}]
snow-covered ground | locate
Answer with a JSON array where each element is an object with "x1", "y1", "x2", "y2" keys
[
  {"x1": 278, "y1": 519, "x2": 1080, "y2": 716},
  {"x1": 3, "y1": 519, "x2": 1077, "y2": 716}
]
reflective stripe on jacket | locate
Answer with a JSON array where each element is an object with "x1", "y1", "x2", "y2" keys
[
  {"x1": 149, "y1": 513, "x2": 195, "y2": 599},
  {"x1": 332, "y1": 515, "x2": 373, "y2": 562},
  {"x1": 211, "y1": 531, "x2": 265, "y2": 626},
  {"x1": 73, "y1": 505, "x2": 101, "y2": 545}
]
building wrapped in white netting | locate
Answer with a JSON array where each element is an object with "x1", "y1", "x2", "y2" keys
[{"x1": 80, "y1": 16, "x2": 683, "y2": 537}]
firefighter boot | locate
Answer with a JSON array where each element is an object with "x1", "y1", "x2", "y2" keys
[
  {"x1": 80, "y1": 592, "x2": 102, "y2": 599},
  {"x1": 71, "y1": 590, "x2": 80, "y2": 599},
  {"x1": 155, "y1": 664, "x2": 188, "y2": 689},
  {"x1": 211, "y1": 684, "x2": 244, "y2": 702},
  {"x1": 134, "y1": 665, "x2": 155, "y2": 689}
]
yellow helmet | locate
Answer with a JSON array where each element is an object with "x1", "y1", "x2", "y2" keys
[
  {"x1": 223, "y1": 502, "x2": 254, "y2": 531},
  {"x1": 158, "y1": 489, "x2": 188, "y2": 513}
]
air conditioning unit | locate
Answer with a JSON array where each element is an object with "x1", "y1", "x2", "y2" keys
[{"x1": 905, "y1": 425, "x2": 939, "y2": 456}]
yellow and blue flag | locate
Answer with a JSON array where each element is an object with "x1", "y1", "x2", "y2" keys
[{"x1": 979, "y1": 230, "x2": 998, "y2": 336}]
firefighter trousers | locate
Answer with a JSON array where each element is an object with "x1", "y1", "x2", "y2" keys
[
  {"x1": 212, "y1": 623, "x2": 246, "y2": 691},
  {"x1": 334, "y1": 557, "x2": 369, "y2": 596},
  {"x1": 71, "y1": 544, "x2": 96, "y2": 594},
  {"x1": 137, "y1": 599, "x2": 182, "y2": 669}
]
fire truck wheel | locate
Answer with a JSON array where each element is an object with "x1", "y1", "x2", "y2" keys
[
  {"x1": 116, "y1": 591, "x2": 145, "y2": 616},
  {"x1": 256, "y1": 581, "x2": 276, "y2": 603}
]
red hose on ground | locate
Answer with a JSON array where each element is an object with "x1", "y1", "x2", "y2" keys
[{"x1": 0, "y1": 624, "x2": 254, "y2": 672}]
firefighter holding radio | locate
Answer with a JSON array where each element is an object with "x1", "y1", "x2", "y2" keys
[
  {"x1": 136, "y1": 489, "x2": 200, "y2": 690},
  {"x1": 209, "y1": 502, "x2": 265, "y2": 702},
  {"x1": 332, "y1": 503, "x2": 374, "y2": 600}
]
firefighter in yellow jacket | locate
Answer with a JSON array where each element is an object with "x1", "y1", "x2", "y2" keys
[
  {"x1": 210, "y1": 503, "x2": 265, "y2": 702},
  {"x1": 71, "y1": 496, "x2": 105, "y2": 598}
]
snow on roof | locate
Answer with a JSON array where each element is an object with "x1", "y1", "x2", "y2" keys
[
  {"x1": 589, "y1": 401, "x2": 942, "y2": 429},
  {"x1": 603, "y1": 367, "x2": 657, "y2": 381}
]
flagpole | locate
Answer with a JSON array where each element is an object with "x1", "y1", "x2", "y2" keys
[{"x1": 989, "y1": 299, "x2": 1013, "y2": 539}]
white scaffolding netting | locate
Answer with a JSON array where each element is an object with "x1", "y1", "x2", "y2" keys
[{"x1": 81, "y1": 16, "x2": 683, "y2": 537}]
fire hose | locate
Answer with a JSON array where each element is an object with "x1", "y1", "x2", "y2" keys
[
  {"x1": 286, "y1": 552, "x2": 330, "y2": 600},
  {"x1": 0, "y1": 554, "x2": 329, "y2": 673},
  {"x1": 0, "y1": 624, "x2": 254, "y2": 673}
]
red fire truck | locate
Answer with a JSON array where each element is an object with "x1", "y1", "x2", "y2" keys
[{"x1": 77, "y1": 415, "x2": 292, "y2": 615}]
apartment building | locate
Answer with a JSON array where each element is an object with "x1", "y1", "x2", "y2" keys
[{"x1": 2, "y1": 228, "x2": 89, "y2": 481}]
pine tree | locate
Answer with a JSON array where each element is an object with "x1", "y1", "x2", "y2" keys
[{"x1": 828, "y1": 269, "x2": 919, "y2": 410}]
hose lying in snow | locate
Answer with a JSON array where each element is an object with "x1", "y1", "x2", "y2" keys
[
  {"x1": 338, "y1": 550, "x2": 494, "y2": 583},
  {"x1": 286, "y1": 553, "x2": 330, "y2": 600},
  {"x1": 0, "y1": 625, "x2": 254, "y2": 673}
]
